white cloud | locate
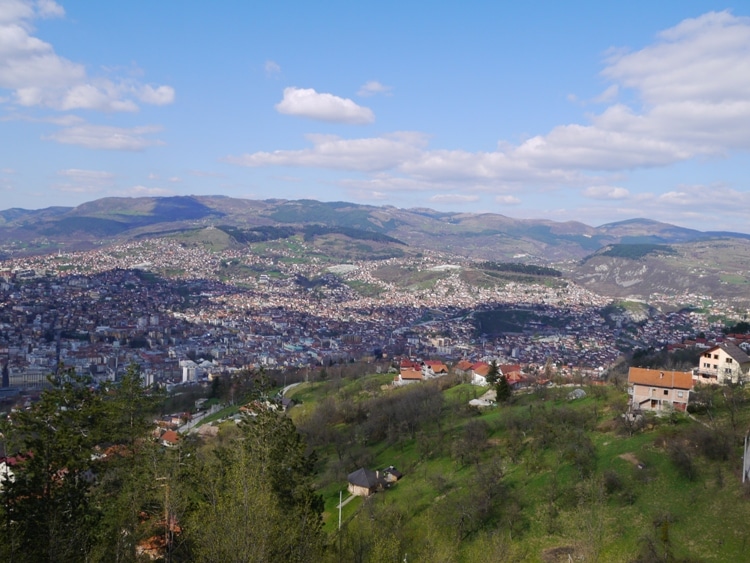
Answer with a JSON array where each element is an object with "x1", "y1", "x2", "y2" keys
[
  {"x1": 358, "y1": 80, "x2": 392, "y2": 97},
  {"x1": 54, "y1": 167, "x2": 115, "y2": 193},
  {"x1": 0, "y1": 0, "x2": 62, "y2": 24},
  {"x1": 36, "y1": 0, "x2": 64, "y2": 18},
  {"x1": 57, "y1": 168, "x2": 114, "y2": 181},
  {"x1": 495, "y1": 195, "x2": 521, "y2": 205},
  {"x1": 657, "y1": 190, "x2": 693, "y2": 205},
  {"x1": 583, "y1": 185, "x2": 629, "y2": 200},
  {"x1": 44, "y1": 123, "x2": 165, "y2": 150},
  {"x1": 137, "y1": 85, "x2": 175, "y2": 106},
  {"x1": 0, "y1": 1, "x2": 174, "y2": 112},
  {"x1": 592, "y1": 84, "x2": 618, "y2": 103},
  {"x1": 230, "y1": 11, "x2": 750, "y2": 212},
  {"x1": 264, "y1": 60, "x2": 281, "y2": 75},
  {"x1": 346, "y1": 189, "x2": 388, "y2": 201},
  {"x1": 225, "y1": 131, "x2": 425, "y2": 171},
  {"x1": 124, "y1": 185, "x2": 174, "y2": 197},
  {"x1": 429, "y1": 194, "x2": 479, "y2": 204},
  {"x1": 603, "y1": 11, "x2": 750, "y2": 105},
  {"x1": 275, "y1": 87, "x2": 375, "y2": 124}
]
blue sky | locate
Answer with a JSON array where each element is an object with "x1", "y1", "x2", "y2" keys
[{"x1": 2, "y1": 1, "x2": 750, "y2": 232}]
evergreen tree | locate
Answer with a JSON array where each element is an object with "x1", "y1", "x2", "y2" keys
[
  {"x1": 496, "y1": 375, "x2": 512, "y2": 403},
  {"x1": 0, "y1": 364, "x2": 166, "y2": 562},
  {"x1": 486, "y1": 360, "x2": 500, "y2": 385},
  {"x1": 0, "y1": 370, "x2": 106, "y2": 562},
  {"x1": 88, "y1": 364, "x2": 165, "y2": 562}
]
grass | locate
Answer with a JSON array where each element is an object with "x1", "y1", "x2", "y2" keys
[{"x1": 290, "y1": 373, "x2": 750, "y2": 561}]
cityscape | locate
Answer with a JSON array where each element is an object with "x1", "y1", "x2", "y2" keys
[
  {"x1": 3, "y1": 0, "x2": 750, "y2": 560},
  {"x1": 0, "y1": 235, "x2": 736, "y2": 395}
]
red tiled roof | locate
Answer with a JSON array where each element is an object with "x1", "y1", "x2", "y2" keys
[
  {"x1": 628, "y1": 367, "x2": 693, "y2": 390},
  {"x1": 471, "y1": 363, "x2": 490, "y2": 376},
  {"x1": 400, "y1": 368, "x2": 423, "y2": 380},
  {"x1": 161, "y1": 430, "x2": 179, "y2": 445}
]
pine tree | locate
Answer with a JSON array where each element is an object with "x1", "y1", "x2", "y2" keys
[
  {"x1": 496, "y1": 374, "x2": 512, "y2": 403},
  {"x1": 0, "y1": 370, "x2": 106, "y2": 562},
  {"x1": 88, "y1": 364, "x2": 165, "y2": 562},
  {"x1": 486, "y1": 360, "x2": 500, "y2": 385}
]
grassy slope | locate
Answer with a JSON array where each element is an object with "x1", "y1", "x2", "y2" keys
[{"x1": 288, "y1": 376, "x2": 750, "y2": 562}]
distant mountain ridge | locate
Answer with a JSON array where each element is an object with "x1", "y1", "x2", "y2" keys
[
  {"x1": 3, "y1": 196, "x2": 750, "y2": 305},
  {"x1": 1, "y1": 195, "x2": 748, "y2": 261}
]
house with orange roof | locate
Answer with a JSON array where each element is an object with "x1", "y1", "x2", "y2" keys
[
  {"x1": 394, "y1": 368, "x2": 423, "y2": 386},
  {"x1": 628, "y1": 367, "x2": 693, "y2": 412},
  {"x1": 160, "y1": 430, "x2": 180, "y2": 448},
  {"x1": 422, "y1": 360, "x2": 449, "y2": 378},
  {"x1": 470, "y1": 362, "x2": 491, "y2": 386}
]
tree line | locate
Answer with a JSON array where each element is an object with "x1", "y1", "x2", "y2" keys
[{"x1": 0, "y1": 365, "x2": 324, "y2": 562}]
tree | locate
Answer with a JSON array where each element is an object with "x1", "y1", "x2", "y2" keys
[
  {"x1": 0, "y1": 370, "x2": 106, "y2": 562},
  {"x1": 495, "y1": 375, "x2": 512, "y2": 403},
  {"x1": 0, "y1": 364, "x2": 168, "y2": 563},
  {"x1": 486, "y1": 360, "x2": 499, "y2": 385},
  {"x1": 88, "y1": 364, "x2": 165, "y2": 562},
  {"x1": 185, "y1": 407, "x2": 324, "y2": 562}
]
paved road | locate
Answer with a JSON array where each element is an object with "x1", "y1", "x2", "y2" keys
[
  {"x1": 337, "y1": 493, "x2": 355, "y2": 509},
  {"x1": 281, "y1": 382, "x2": 302, "y2": 396},
  {"x1": 178, "y1": 403, "x2": 221, "y2": 434}
]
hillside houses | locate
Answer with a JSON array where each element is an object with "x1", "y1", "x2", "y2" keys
[{"x1": 393, "y1": 358, "x2": 449, "y2": 386}]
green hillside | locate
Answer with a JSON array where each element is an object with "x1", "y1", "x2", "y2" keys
[{"x1": 285, "y1": 373, "x2": 750, "y2": 562}]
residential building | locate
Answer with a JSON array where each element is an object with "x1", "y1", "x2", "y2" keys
[
  {"x1": 347, "y1": 467, "x2": 383, "y2": 497},
  {"x1": 694, "y1": 342, "x2": 750, "y2": 385},
  {"x1": 628, "y1": 367, "x2": 693, "y2": 412}
]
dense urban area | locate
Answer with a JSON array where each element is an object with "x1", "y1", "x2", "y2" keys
[{"x1": 0, "y1": 238, "x2": 735, "y2": 393}]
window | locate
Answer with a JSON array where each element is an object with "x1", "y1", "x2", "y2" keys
[
  {"x1": 714, "y1": 365, "x2": 719, "y2": 369},
  {"x1": 704, "y1": 352, "x2": 711, "y2": 358},
  {"x1": 678, "y1": 391, "x2": 684, "y2": 398},
  {"x1": 663, "y1": 389, "x2": 668, "y2": 395},
  {"x1": 714, "y1": 354, "x2": 719, "y2": 359},
  {"x1": 727, "y1": 358, "x2": 733, "y2": 363},
  {"x1": 704, "y1": 362, "x2": 711, "y2": 368},
  {"x1": 725, "y1": 368, "x2": 732, "y2": 374}
]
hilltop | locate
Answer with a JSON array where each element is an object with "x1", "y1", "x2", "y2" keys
[{"x1": 2, "y1": 196, "x2": 750, "y2": 305}]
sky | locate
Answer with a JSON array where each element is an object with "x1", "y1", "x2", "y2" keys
[{"x1": 2, "y1": 1, "x2": 750, "y2": 233}]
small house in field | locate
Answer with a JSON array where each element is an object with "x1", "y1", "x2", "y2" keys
[
  {"x1": 347, "y1": 467, "x2": 384, "y2": 497},
  {"x1": 628, "y1": 367, "x2": 693, "y2": 413}
]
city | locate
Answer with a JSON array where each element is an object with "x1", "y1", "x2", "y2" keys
[{"x1": 0, "y1": 236, "x2": 737, "y2": 399}]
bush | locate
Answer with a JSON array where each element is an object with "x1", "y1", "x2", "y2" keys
[
  {"x1": 688, "y1": 426, "x2": 732, "y2": 461},
  {"x1": 666, "y1": 439, "x2": 698, "y2": 481}
]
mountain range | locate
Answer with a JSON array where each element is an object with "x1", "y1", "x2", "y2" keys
[{"x1": 2, "y1": 195, "x2": 750, "y2": 305}]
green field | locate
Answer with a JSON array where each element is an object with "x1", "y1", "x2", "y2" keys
[{"x1": 286, "y1": 374, "x2": 750, "y2": 562}]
